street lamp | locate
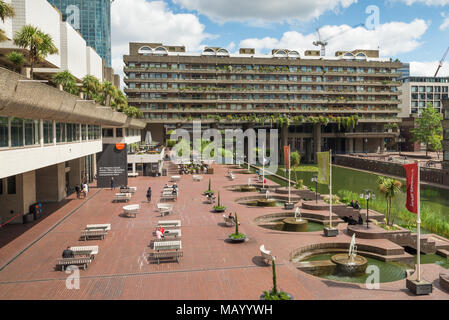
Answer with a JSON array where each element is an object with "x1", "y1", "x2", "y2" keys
[
  {"x1": 360, "y1": 190, "x2": 375, "y2": 229},
  {"x1": 398, "y1": 135, "x2": 405, "y2": 157},
  {"x1": 311, "y1": 176, "x2": 318, "y2": 203}
]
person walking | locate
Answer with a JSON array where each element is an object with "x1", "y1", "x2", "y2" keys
[
  {"x1": 110, "y1": 177, "x2": 115, "y2": 190},
  {"x1": 146, "y1": 187, "x2": 152, "y2": 202},
  {"x1": 83, "y1": 183, "x2": 89, "y2": 198}
]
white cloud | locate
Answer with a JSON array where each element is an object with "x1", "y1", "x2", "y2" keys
[
  {"x1": 396, "y1": 0, "x2": 449, "y2": 5},
  {"x1": 239, "y1": 19, "x2": 429, "y2": 57},
  {"x1": 111, "y1": 0, "x2": 213, "y2": 87},
  {"x1": 441, "y1": 13, "x2": 449, "y2": 30},
  {"x1": 410, "y1": 61, "x2": 449, "y2": 76},
  {"x1": 173, "y1": 0, "x2": 358, "y2": 24}
]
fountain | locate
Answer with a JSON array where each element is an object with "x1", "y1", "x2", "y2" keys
[
  {"x1": 282, "y1": 207, "x2": 308, "y2": 232},
  {"x1": 239, "y1": 178, "x2": 257, "y2": 192},
  {"x1": 256, "y1": 190, "x2": 277, "y2": 207},
  {"x1": 331, "y1": 234, "x2": 368, "y2": 276}
]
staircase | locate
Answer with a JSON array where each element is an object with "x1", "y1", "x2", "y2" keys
[{"x1": 164, "y1": 161, "x2": 179, "y2": 176}]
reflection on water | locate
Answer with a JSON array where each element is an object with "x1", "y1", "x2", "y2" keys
[{"x1": 259, "y1": 220, "x2": 324, "y2": 232}]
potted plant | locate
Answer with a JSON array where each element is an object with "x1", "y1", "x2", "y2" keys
[
  {"x1": 227, "y1": 213, "x2": 247, "y2": 242},
  {"x1": 260, "y1": 257, "x2": 292, "y2": 300},
  {"x1": 213, "y1": 192, "x2": 227, "y2": 213},
  {"x1": 204, "y1": 178, "x2": 214, "y2": 196}
]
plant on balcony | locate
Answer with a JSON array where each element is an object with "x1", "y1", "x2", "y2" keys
[
  {"x1": 204, "y1": 178, "x2": 214, "y2": 195},
  {"x1": 0, "y1": 0, "x2": 15, "y2": 42},
  {"x1": 213, "y1": 192, "x2": 226, "y2": 212},
  {"x1": 53, "y1": 70, "x2": 79, "y2": 95},
  {"x1": 13, "y1": 25, "x2": 59, "y2": 79},
  {"x1": 261, "y1": 258, "x2": 291, "y2": 300},
  {"x1": 6, "y1": 51, "x2": 25, "y2": 72},
  {"x1": 228, "y1": 213, "x2": 246, "y2": 241}
]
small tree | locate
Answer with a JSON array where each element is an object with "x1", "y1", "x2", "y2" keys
[
  {"x1": 6, "y1": 51, "x2": 25, "y2": 72},
  {"x1": 0, "y1": 0, "x2": 15, "y2": 42},
  {"x1": 81, "y1": 75, "x2": 101, "y2": 100},
  {"x1": 411, "y1": 104, "x2": 443, "y2": 157},
  {"x1": 377, "y1": 177, "x2": 402, "y2": 226},
  {"x1": 234, "y1": 212, "x2": 239, "y2": 235},
  {"x1": 53, "y1": 70, "x2": 79, "y2": 95},
  {"x1": 13, "y1": 25, "x2": 59, "y2": 79},
  {"x1": 290, "y1": 151, "x2": 301, "y2": 186}
]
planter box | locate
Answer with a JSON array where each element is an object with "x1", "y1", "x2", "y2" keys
[
  {"x1": 406, "y1": 279, "x2": 433, "y2": 295},
  {"x1": 324, "y1": 227, "x2": 339, "y2": 237}
]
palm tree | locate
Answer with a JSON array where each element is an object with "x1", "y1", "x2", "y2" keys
[
  {"x1": 13, "y1": 25, "x2": 58, "y2": 79},
  {"x1": 81, "y1": 75, "x2": 101, "y2": 100},
  {"x1": 124, "y1": 106, "x2": 142, "y2": 119},
  {"x1": 52, "y1": 70, "x2": 79, "y2": 95},
  {"x1": 100, "y1": 81, "x2": 117, "y2": 107},
  {"x1": 112, "y1": 90, "x2": 128, "y2": 111},
  {"x1": 6, "y1": 51, "x2": 25, "y2": 72},
  {"x1": 377, "y1": 177, "x2": 402, "y2": 226},
  {"x1": 0, "y1": 0, "x2": 15, "y2": 42}
]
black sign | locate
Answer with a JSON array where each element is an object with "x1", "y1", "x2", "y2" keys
[{"x1": 97, "y1": 144, "x2": 128, "y2": 188}]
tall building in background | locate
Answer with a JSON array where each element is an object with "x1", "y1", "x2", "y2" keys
[{"x1": 48, "y1": 0, "x2": 112, "y2": 67}]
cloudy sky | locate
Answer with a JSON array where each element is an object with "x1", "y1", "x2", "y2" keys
[{"x1": 111, "y1": 0, "x2": 449, "y2": 79}]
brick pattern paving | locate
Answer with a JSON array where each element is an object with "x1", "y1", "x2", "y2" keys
[{"x1": 0, "y1": 164, "x2": 448, "y2": 299}]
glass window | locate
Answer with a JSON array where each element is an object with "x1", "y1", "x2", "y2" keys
[
  {"x1": 43, "y1": 120, "x2": 53, "y2": 144},
  {"x1": 445, "y1": 151, "x2": 449, "y2": 161},
  {"x1": 116, "y1": 128, "x2": 123, "y2": 137},
  {"x1": 7, "y1": 176, "x2": 16, "y2": 195},
  {"x1": 82, "y1": 124, "x2": 87, "y2": 141},
  {"x1": 102, "y1": 128, "x2": 113, "y2": 138},
  {"x1": 24, "y1": 119, "x2": 39, "y2": 146},
  {"x1": 10, "y1": 117, "x2": 23, "y2": 147},
  {"x1": 66, "y1": 123, "x2": 77, "y2": 142},
  {"x1": 56, "y1": 123, "x2": 66, "y2": 143},
  {"x1": 0, "y1": 178, "x2": 3, "y2": 195},
  {"x1": 0, "y1": 117, "x2": 8, "y2": 148}
]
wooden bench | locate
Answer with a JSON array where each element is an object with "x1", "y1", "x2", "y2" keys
[
  {"x1": 123, "y1": 204, "x2": 140, "y2": 218},
  {"x1": 193, "y1": 175, "x2": 203, "y2": 182},
  {"x1": 128, "y1": 172, "x2": 138, "y2": 177},
  {"x1": 223, "y1": 215, "x2": 236, "y2": 227},
  {"x1": 120, "y1": 187, "x2": 137, "y2": 194},
  {"x1": 56, "y1": 257, "x2": 91, "y2": 271},
  {"x1": 149, "y1": 250, "x2": 183, "y2": 264},
  {"x1": 260, "y1": 245, "x2": 275, "y2": 264},
  {"x1": 80, "y1": 229, "x2": 107, "y2": 241}
]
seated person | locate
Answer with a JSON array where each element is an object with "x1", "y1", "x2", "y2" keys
[
  {"x1": 62, "y1": 246, "x2": 74, "y2": 258},
  {"x1": 350, "y1": 200, "x2": 355, "y2": 208},
  {"x1": 155, "y1": 228, "x2": 164, "y2": 239},
  {"x1": 228, "y1": 213, "x2": 240, "y2": 225},
  {"x1": 354, "y1": 200, "x2": 361, "y2": 210},
  {"x1": 358, "y1": 213, "x2": 363, "y2": 225}
]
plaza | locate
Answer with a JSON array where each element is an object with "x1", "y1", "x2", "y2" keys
[{"x1": 0, "y1": 162, "x2": 448, "y2": 299}]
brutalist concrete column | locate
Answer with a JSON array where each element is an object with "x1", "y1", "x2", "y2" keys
[
  {"x1": 306, "y1": 139, "x2": 312, "y2": 163},
  {"x1": 36, "y1": 163, "x2": 66, "y2": 202},
  {"x1": 280, "y1": 123, "x2": 288, "y2": 164},
  {"x1": 314, "y1": 124, "x2": 322, "y2": 158}
]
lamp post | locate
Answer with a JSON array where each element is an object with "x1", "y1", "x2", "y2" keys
[
  {"x1": 360, "y1": 190, "x2": 375, "y2": 229},
  {"x1": 311, "y1": 176, "x2": 318, "y2": 203},
  {"x1": 398, "y1": 135, "x2": 405, "y2": 157}
]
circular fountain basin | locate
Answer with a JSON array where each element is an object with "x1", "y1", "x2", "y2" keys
[
  {"x1": 240, "y1": 186, "x2": 258, "y2": 192},
  {"x1": 256, "y1": 199, "x2": 277, "y2": 207},
  {"x1": 282, "y1": 218, "x2": 308, "y2": 232},
  {"x1": 331, "y1": 254, "x2": 368, "y2": 276}
]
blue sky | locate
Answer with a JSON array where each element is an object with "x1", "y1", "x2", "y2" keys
[{"x1": 111, "y1": 0, "x2": 449, "y2": 76}]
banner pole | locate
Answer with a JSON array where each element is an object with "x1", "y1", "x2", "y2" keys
[
  {"x1": 262, "y1": 144, "x2": 265, "y2": 189},
  {"x1": 417, "y1": 160, "x2": 421, "y2": 282},
  {"x1": 288, "y1": 146, "x2": 291, "y2": 204},
  {"x1": 329, "y1": 149, "x2": 333, "y2": 229}
]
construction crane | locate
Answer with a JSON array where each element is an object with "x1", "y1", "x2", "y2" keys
[
  {"x1": 313, "y1": 23, "x2": 365, "y2": 57},
  {"x1": 434, "y1": 46, "x2": 449, "y2": 77}
]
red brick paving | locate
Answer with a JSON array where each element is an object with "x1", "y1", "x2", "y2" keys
[{"x1": 0, "y1": 164, "x2": 448, "y2": 299}]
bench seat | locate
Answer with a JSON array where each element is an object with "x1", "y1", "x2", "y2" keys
[
  {"x1": 56, "y1": 257, "x2": 92, "y2": 271},
  {"x1": 80, "y1": 229, "x2": 107, "y2": 241},
  {"x1": 149, "y1": 250, "x2": 183, "y2": 264}
]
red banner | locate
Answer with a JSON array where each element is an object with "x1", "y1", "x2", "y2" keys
[
  {"x1": 284, "y1": 146, "x2": 290, "y2": 169},
  {"x1": 403, "y1": 163, "x2": 418, "y2": 214}
]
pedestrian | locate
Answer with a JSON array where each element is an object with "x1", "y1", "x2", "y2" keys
[
  {"x1": 83, "y1": 183, "x2": 89, "y2": 198},
  {"x1": 110, "y1": 177, "x2": 115, "y2": 190},
  {"x1": 75, "y1": 185, "x2": 80, "y2": 199},
  {"x1": 146, "y1": 187, "x2": 152, "y2": 202}
]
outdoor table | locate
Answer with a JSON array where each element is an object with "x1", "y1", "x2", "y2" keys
[
  {"x1": 123, "y1": 204, "x2": 140, "y2": 218},
  {"x1": 157, "y1": 220, "x2": 181, "y2": 227},
  {"x1": 86, "y1": 224, "x2": 111, "y2": 231},
  {"x1": 153, "y1": 240, "x2": 182, "y2": 251}
]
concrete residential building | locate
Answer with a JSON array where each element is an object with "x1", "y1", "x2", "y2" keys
[
  {"x1": 47, "y1": 0, "x2": 112, "y2": 67},
  {"x1": 123, "y1": 43, "x2": 402, "y2": 160},
  {"x1": 443, "y1": 99, "x2": 449, "y2": 170},
  {"x1": 399, "y1": 76, "x2": 449, "y2": 118},
  {"x1": 0, "y1": 67, "x2": 146, "y2": 224}
]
